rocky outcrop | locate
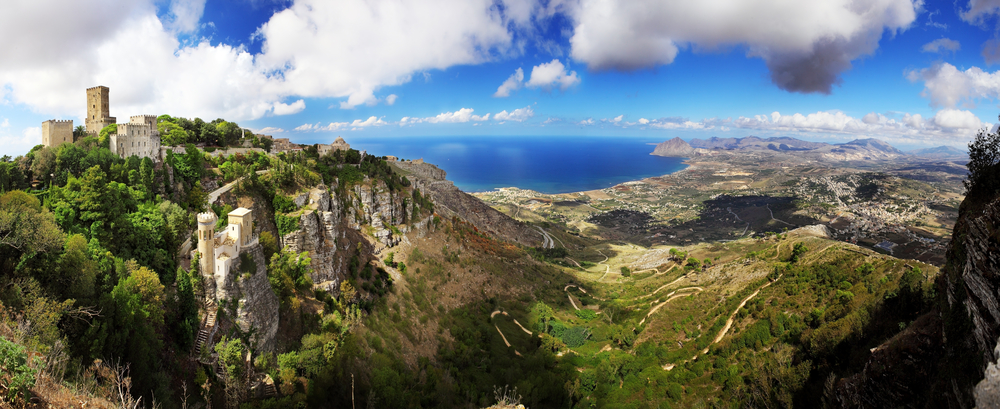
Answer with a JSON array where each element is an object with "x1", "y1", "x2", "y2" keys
[
  {"x1": 203, "y1": 242, "x2": 280, "y2": 352},
  {"x1": 651, "y1": 137, "x2": 694, "y2": 157},
  {"x1": 395, "y1": 161, "x2": 542, "y2": 247},
  {"x1": 231, "y1": 244, "x2": 280, "y2": 351}
]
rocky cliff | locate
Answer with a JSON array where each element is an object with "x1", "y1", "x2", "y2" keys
[
  {"x1": 651, "y1": 137, "x2": 695, "y2": 157},
  {"x1": 394, "y1": 161, "x2": 542, "y2": 247},
  {"x1": 203, "y1": 242, "x2": 280, "y2": 352}
]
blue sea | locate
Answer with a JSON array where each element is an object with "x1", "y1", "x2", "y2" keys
[{"x1": 344, "y1": 136, "x2": 688, "y2": 194}]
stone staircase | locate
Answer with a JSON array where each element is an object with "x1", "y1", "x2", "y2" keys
[
  {"x1": 194, "y1": 307, "x2": 218, "y2": 357},
  {"x1": 263, "y1": 375, "x2": 278, "y2": 398}
]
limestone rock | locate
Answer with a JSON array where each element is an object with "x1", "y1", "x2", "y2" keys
[{"x1": 651, "y1": 137, "x2": 694, "y2": 157}]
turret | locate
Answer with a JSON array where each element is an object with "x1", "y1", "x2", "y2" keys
[{"x1": 197, "y1": 212, "x2": 217, "y2": 277}]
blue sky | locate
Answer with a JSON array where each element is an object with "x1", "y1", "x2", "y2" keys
[{"x1": 3, "y1": 0, "x2": 1000, "y2": 156}]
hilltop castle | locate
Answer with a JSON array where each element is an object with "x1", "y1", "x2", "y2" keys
[
  {"x1": 41, "y1": 86, "x2": 161, "y2": 162},
  {"x1": 197, "y1": 207, "x2": 257, "y2": 279}
]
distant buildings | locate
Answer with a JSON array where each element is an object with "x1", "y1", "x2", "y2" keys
[
  {"x1": 42, "y1": 86, "x2": 161, "y2": 162},
  {"x1": 317, "y1": 136, "x2": 350, "y2": 156}
]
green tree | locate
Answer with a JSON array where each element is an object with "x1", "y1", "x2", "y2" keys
[
  {"x1": 966, "y1": 118, "x2": 1000, "y2": 197},
  {"x1": 0, "y1": 191, "x2": 63, "y2": 272}
]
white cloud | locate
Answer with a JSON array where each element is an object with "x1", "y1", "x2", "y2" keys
[
  {"x1": 272, "y1": 100, "x2": 306, "y2": 116},
  {"x1": 0, "y1": 126, "x2": 41, "y2": 156},
  {"x1": 401, "y1": 108, "x2": 490, "y2": 125},
  {"x1": 166, "y1": 0, "x2": 207, "y2": 33},
  {"x1": 638, "y1": 118, "x2": 649, "y2": 125},
  {"x1": 256, "y1": 126, "x2": 287, "y2": 133},
  {"x1": 726, "y1": 109, "x2": 986, "y2": 140},
  {"x1": 611, "y1": 115, "x2": 623, "y2": 123},
  {"x1": 921, "y1": 38, "x2": 960, "y2": 54},
  {"x1": 494, "y1": 67, "x2": 524, "y2": 97},
  {"x1": 0, "y1": 0, "x2": 522, "y2": 120},
  {"x1": 351, "y1": 116, "x2": 388, "y2": 127},
  {"x1": 579, "y1": 118, "x2": 595, "y2": 125},
  {"x1": 526, "y1": 59, "x2": 580, "y2": 90},
  {"x1": 565, "y1": 0, "x2": 919, "y2": 94},
  {"x1": 542, "y1": 117, "x2": 560, "y2": 124},
  {"x1": 961, "y1": 0, "x2": 1000, "y2": 24},
  {"x1": 493, "y1": 106, "x2": 534, "y2": 122},
  {"x1": 932, "y1": 108, "x2": 983, "y2": 130},
  {"x1": 907, "y1": 62, "x2": 1000, "y2": 108},
  {"x1": 385, "y1": 94, "x2": 398, "y2": 105}
]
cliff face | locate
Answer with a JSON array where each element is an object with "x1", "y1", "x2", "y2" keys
[
  {"x1": 203, "y1": 242, "x2": 280, "y2": 352},
  {"x1": 394, "y1": 161, "x2": 543, "y2": 247},
  {"x1": 651, "y1": 137, "x2": 694, "y2": 157}
]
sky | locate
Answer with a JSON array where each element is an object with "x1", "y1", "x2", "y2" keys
[{"x1": 3, "y1": 0, "x2": 1000, "y2": 156}]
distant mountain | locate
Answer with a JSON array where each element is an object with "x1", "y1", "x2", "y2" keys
[
  {"x1": 909, "y1": 145, "x2": 967, "y2": 159},
  {"x1": 688, "y1": 136, "x2": 827, "y2": 151},
  {"x1": 843, "y1": 138, "x2": 903, "y2": 154},
  {"x1": 651, "y1": 137, "x2": 695, "y2": 157},
  {"x1": 685, "y1": 135, "x2": 912, "y2": 161}
]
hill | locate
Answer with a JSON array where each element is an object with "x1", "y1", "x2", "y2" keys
[
  {"x1": 909, "y1": 145, "x2": 968, "y2": 159},
  {"x1": 651, "y1": 137, "x2": 695, "y2": 157}
]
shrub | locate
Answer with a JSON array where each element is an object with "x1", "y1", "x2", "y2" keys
[
  {"x1": 575, "y1": 309, "x2": 598, "y2": 321},
  {"x1": 620, "y1": 266, "x2": 632, "y2": 277},
  {"x1": 0, "y1": 337, "x2": 38, "y2": 405},
  {"x1": 276, "y1": 214, "x2": 300, "y2": 236}
]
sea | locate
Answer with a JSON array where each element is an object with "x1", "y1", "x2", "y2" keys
[{"x1": 343, "y1": 135, "x2": 688, "y2": 194}]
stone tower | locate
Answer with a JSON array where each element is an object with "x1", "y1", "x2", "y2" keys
[
  {"x1": 41, "y1": 119, "x2": 74, "y2": 147},
  {"x1": 197, "y1": 212, "x2": 218, "y2": 277},
  {"x1": 86, "y1": 86, "x2": 116, "y2": 134}
]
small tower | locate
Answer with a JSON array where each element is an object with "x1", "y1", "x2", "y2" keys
[{"x1": 197, "y1": 212, "x2": 217, "y2": 277}]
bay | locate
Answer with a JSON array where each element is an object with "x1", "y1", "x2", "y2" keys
[{"x1": 344, "y1": 135, "x2": 688, "y2": 194}]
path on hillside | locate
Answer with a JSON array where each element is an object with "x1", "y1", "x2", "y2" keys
[
  {"x1": 638, "y1": 287, "x2": 704, "y2": 326},
  {"x1": 766, "y1": 204, "x2": 794, "y2": 226},
  {"x1": 595, "y1": 250, "x2": 611, "y2": 282},
  {"x1": 701, "y1": 275, "x2": 781, "y2": 354},
  {"x1": 626, "y1": 274, "x2": 687, "y2": 302},
  {"x1": 491, "y1": 310, "x2": 529, "y2": 356}
]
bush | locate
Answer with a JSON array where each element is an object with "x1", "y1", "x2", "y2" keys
[
  {"x1": 276, "y1": 214, "x2": 300, "y2": 236},
  {"x1": 575, "y1": 309, "x2": 598, "y2": 321},
  {"x1": 620, "y1": 266, "x2": 632, "y2": 277},
  {"x1": 0, "y1": 337, "x2": 38, "y2": 405}
]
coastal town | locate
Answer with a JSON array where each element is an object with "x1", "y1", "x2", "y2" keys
[{"x1": 475, "y1": 152, "x2": 963, "y2": 266}]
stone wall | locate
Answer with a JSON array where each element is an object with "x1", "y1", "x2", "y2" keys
[{"x1": 230, "y1": 243, "x2": 280, "y2": 352}]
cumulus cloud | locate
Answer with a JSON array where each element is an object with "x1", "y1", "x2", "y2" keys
[
  {"x1": 727, "y1": 110, "x2": 985, "y2": 140},
  {"x1": 494, "y1": 68, "x2": 524, "y2": 97},
  {"x1": 526, "y1": 59, "x2": 580, "y2": 90},
  {"x1": 400, "y1": 108, "x2": 490, "y2": 125},
  {"x1": 0, "y1": 126, "x2": 41, "y2": 157},
  {"x1": 255, "y1": 126, "x2": 286, "y2": 133},
  {"x1": 564, "y1": 0, "x2": 919, "y2": 94},
  {"x1": 493, "y1": 106, "x2": 534, "y2": 122},
  {"x1": 385, "y1": 94, "x2": 398, "y2": 105},
  {"x1": 351, "y1": 116, "x2": 388, "y2": 127},
  {"x1": 166, "y1": 0, "x2": 207, "y2": 33},
  {"x1": 579, "y1": 118, "x2": 595, "y2": 125},
  {"x1": 921, "y1": 38, "x2": 961, "y2": 54},
  {"x1": 598, "y1": 109, "x2": 986, "y2": 142},
  {"x1": 272, "y1": 100, "x2": 306, "y2": 116},
  {"x1": 0, "y1": 0, "x2": 524, "y2": 120},
  {"x1": 907, "y1": 62, "x2": 1000, "y2": 108},
  {"x1": 295, "y1": 122, "x2": 347, "y2": 132},
  {"x1": 961, "y1": 0, "x2": 1000, "y2": 24}
]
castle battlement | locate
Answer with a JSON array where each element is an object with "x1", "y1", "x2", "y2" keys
[
  {"x1": 86, "y1": 85, "x2": 109, "y2": 91},
  {"x1": 43, "y1": 119, "x2": 73, "y2": 124},
  {"x1": 197, "y1": 208, "x2": 255, "y2": 281}
]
